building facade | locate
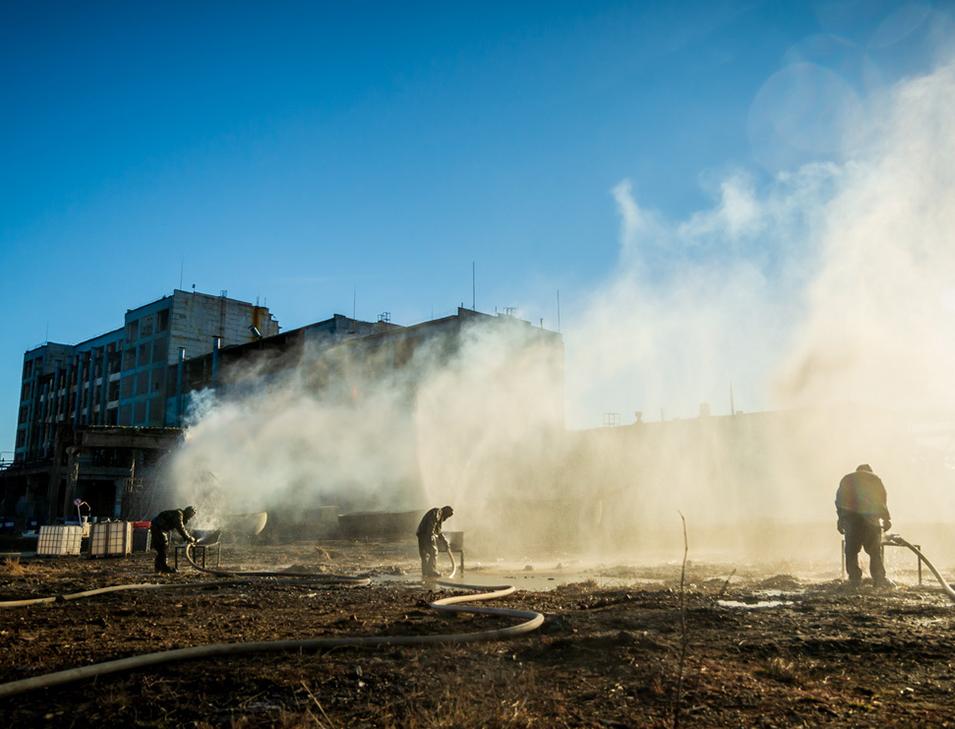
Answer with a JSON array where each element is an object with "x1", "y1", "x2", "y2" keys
[
  {"x1": 2, "y1": 300, "x2": 564, "y2": 528},
  {"x1": 14, "y1": 290, "x2": 278, "y2": 463}
]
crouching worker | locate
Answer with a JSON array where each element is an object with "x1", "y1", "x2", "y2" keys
[
  {"x1": 150, "y1": 505, "x2": 198, "y2": 574},
  {"x1": 836, "y1": 465, "x2": 892, "y2": 588},
  {"x1": 416, "y1": 505, "x2": 453, "y2": 579}
]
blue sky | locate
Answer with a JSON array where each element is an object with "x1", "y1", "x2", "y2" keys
[{"x1": 1, "y1": 0, "x2": 951, "y2": 457}]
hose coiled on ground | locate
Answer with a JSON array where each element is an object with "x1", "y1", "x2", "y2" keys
[{"x1": 0, "y1": 550, "x2": 543, "y2": 698}]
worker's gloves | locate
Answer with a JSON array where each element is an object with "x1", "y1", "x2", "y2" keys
[{"x1": 882, "y1": 519, "x2": 892, "y2": 532}]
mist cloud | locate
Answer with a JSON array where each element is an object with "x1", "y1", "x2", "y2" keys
[{"x1": 164, "y1": 58, "x2": 955, "y2": 562}]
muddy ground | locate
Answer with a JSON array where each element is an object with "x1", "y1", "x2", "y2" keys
[{"x1": 1, "y1": 541, "x2": 955, "y2": 728}]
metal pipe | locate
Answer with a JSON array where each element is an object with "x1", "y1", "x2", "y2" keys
[
  {"x1": 882, "y1": 534, "x2": 955, "y2": 601},
  {"x1": 175, "y1": 347, "x2": 185, "y2": 425}
]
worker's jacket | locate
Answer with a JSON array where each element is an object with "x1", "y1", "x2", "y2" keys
[
  {"x1": 835, "y1": 471, "x2": 890, "y2": 523},
  {"x1": 416, "y1": 508, "x2": 447, "y2": 545},
  {"x1": 151, "y1": 509, "x2": 194, "y2": 541}
]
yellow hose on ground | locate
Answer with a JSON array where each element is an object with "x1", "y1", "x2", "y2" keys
[
  {"x1": 0, "y1": 549, "x2": 543, "y2": 698},
  {"x1": 0, "y1": 582, "x2": 236, "y2": 609}
]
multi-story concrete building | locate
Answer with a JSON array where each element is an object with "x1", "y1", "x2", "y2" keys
[
  {"x1": 14, "y1": 290, "x2": 278, "y2": 463},
  {"x1": 2, "y1": 300, "x2": 564, "y2": 528}
]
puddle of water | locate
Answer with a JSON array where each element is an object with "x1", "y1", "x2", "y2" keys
[
  {"x1": 717, "y1": 599, "x2": 792, "y2": 609},
  {"x1": 369, "y1": 571, "x2": 664, "y2": 592}
]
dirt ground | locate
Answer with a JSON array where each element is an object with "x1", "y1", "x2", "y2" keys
[{"x1": 2, "y1": 541, "x2": 955, "y2": 728}]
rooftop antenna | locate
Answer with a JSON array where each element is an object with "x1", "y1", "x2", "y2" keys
[
  {"x1": 179, "y1": 259, "x2": 184, "y2": 290},
  {"x1": 472, "y1": 261, "x2": 476, "y2": 310},
  {"x1": 556, "y1": 289, "x2": 561, "y2": 332}
]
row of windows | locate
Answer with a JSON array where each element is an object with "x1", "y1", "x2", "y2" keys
[
  {"x1": 120, "y1": 367, "x2": 167, "y2": 399},
  {"x1": 118, "y1": 397, "x2": 166, "y2": 427},
  {"x1": 122, "y1": 339, "x2": 169, "y2": 370},
  {"x1": 126, "y1": 309, "x2": 170, "y2": 343}
]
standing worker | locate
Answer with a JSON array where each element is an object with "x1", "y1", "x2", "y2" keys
[
  {"x1": 416, "y1": 505, "x2": 453, "y2": 579},
  {"x1": 836, "y1": 465, "x2": 892, "y2": 588},
  {"x1": 150, "y1": 505, "x2": 198, "y2": 574}
]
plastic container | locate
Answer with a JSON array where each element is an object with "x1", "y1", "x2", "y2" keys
[
  {"x1": 37, "y1": 525, "x2": 84, "y2": 556},
  {"x1": 89, "y1": 521, "x2": 133, "y2": 558}
]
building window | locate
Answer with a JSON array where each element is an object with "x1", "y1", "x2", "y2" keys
[
  {"x1": 134, "y1": 400, "x2": 147, "y2": 424},
  {"x1": 150, "y1": 397, "x2": 165, "y2": 426},
  {"x1": 21, "y1": 382, "x2": 30, "y2": 401},
  {"x1": 152, "y1": 338, "x2": 168, "y2": 363},
  {"x1": 123, "y1": 348, "x2": 136, "y2": 370},
  {"x1": 108, "y1": 380, "x2": 119, "y2": 402},
  {"x1": 127, "y1": 320, "x2": 139, "y2": 342},
  {"x1": 138, "y1": 344, "x2": 150, "y2": 367},
  {"x1": 16, "y1": 429, "x2": 26, "y2": 448},
  {"x1": 120, "y1": 376, "x2": 134, "y2": 399},
  {"x1": 138, "y1": 371, "x2": 149, "y2": 396},
  {"x1": 119, "y1": 404, "x2": 132, "y2": 425},
  {"x1": 140, "y1": 316, "x2": 154, "y2": 337},
  {"x1": 152, "y1": 369, "x2": 165, "y2": 393},
  {"x1": 158, "y1": 309, "x2": 170, "y2": 332}
]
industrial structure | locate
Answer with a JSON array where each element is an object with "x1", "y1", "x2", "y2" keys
[{"x1": 1, "y1": 293, "x2": 564, "y2": 528}]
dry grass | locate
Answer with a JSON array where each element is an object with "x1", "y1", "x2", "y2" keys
[
  {"x1": 0, "y1": 557, "x2": 27, "y2": 575},
  {"x1": 758, "y1": 657, "x2": 800, "y2": 685}
]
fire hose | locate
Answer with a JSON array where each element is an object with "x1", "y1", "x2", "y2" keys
[
  {"x1": 181, "y1": 540, "x2": 372, "y2": 583},
  {"x1": 0, "y1": 580, "x2": 252, "y2": 609},
  {"x1": 882, "y1": 533, "x2": 955, "y2": 602},
  {"x1": 0, "y1": 545, "x2": 543, "y2": 698}
]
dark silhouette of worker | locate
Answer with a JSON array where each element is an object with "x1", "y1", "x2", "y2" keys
[
  {"x1": 836, "y1": 465, "x2": 892, "y2": 587},
  {"x1": 150, "y1": 505, "x2": 197, "y2": 573},
  {"x1": 416, "y1": 505, "x2": 453, "y2": 579}
]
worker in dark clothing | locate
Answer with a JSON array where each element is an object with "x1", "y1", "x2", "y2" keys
[
  {"x1": 416, "y1": 505, "x2": 453, "y2": 579},
  {"x1": 150, "y1": 505, "x2": 198, "y2": 573},
  {"x1": 836, "y1": 465, "x2": 892, "y2": 587}
]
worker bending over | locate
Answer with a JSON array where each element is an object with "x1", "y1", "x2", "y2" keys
[
  {"x1": 836, "y1": 464, "x2": 892, "y2": 588},
  {"x1": 416, "y1": 505, "x2": 454, "y2": 579},
  {"x1": 151, "y1": 505, "x2": 198, "y2": 574}
]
